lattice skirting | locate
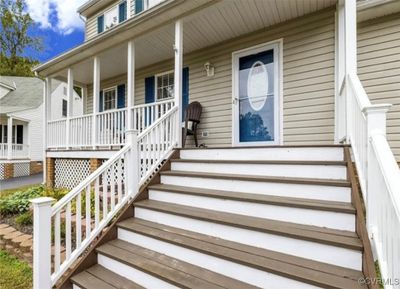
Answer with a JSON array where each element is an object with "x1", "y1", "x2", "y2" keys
[
  {"x1": 0, "y1": 163, "x2": 4, "y2": 180},
  {"x1": 101, "y1": 159, "x2": 125, "y2": 186},
  {"x1": 54, "y1": 159, "x2": 91, "y2": 189},
  {"x1": 13, "y1": 162, "x2": 30, "y2": 177}
]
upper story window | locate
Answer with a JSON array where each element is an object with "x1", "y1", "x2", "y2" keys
[
  {"x1": 62, "y1": 99, "x2": 67, "y2": 117},
  {"x1": 135, "y1": 0, "x2": 163, "y2": 14},
  {"x1": 97, "y1": 1, "x2": 127, "y2": 34},
  {"x1": 155, "y1": 71, "x2": 174, "y2": 101}
]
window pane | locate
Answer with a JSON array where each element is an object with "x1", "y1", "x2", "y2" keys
[
  {"x1": 62, "y1": 99, "x2": 68, "y2": 117},
  {"x1": 162, "y1": 75, "x2": 168, "y2": 86},
  {"x1": 16, "y1": 125, "x2": 23, "y2": 144}
]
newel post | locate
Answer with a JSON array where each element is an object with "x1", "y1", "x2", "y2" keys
[
  {"x1": 363, "y1": 104, "x2": 391, "y2": 235},
  {"x1": 31, "y1": 197, "x2": 54, "y2": 289},
  {"x1": 126, "y1": 129, "x2": 139, "y2": 197}
]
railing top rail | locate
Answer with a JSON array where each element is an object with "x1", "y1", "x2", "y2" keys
[
  {"x1": 138, "y1": 106, "x2": 178, "y2": 141},
  {"x1": 96, "y1": 107, "x2": 128, "y2": 116},
  {"x1": 132, "y1": 99, "x2": 174, "y2": 109},
  {"x1": 51, "y1": 144, "x2": 131, "y2": 215},
  {"x1": 48, "y1": 118, "x2": 68, "y2": 124},
  {"x1": 348, "y1": 73, "x2": 372, "y2": 110},
  {"x1": 68, "y1": 114, "x2": 93, "y2": 121}
]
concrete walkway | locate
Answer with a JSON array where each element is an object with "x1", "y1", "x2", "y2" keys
[{"x1": 0, "y1": 173, "x2": 43, "y2": 191}]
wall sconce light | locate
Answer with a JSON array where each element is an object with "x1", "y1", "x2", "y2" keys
[{"x1": 204, "y1": 62, "x2": 215, "y2": 77}]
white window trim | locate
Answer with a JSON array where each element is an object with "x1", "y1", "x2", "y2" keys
[
  {"x1": 154, "y1": 69, "x2": 174, "y2": 102},
  {"x1": 100, "y1": 0, "x2": 127, "y2": 32},
  {"x1": 103, "y1": 86, "x2": 118, "y2": 111}
]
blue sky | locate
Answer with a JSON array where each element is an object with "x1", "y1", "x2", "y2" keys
[{"x1": 24, "y1": 0, "x2": 86, "y2": 63}]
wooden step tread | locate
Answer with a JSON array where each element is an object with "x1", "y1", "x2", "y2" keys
[
  {"x1": 71, "y1": 264, "x2": 144, "y2": 289},
  {"x1": 160, "y1": 170, "x2": 351, "y2": 187},
  {"x1": 148, "y1": 184, "x2": 356, "y2": 214},
  {"x1": 172, "y1": 159, "x2": 347, "y2": 166},
  {"x1": 96, "y1": 240, "x2": 259, "y2": 289},
  {"x1": 134, "y1": 200, "x2": 362, "y2": 250},
  {"x1": 117, "y1": 218, "x2": 367, "y2": 289}
]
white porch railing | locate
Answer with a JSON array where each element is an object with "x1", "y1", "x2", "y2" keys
[
  {"x1": 346, "y1": 73, "x2": 400, "y2": 289},
  {"x1": 96, "y1": 108, "x2": 127, "y2": 146},
  {"x1": 46, "y1": 100, "x2": 175, "y2": 149},
  {"x1": 47, "y1": 119, "x2": 67, "y2": 148},
  {"x1": 69, "y1": 115, "x2": 92, "y2": 148},
  {"x1": 0, "y1": 143, "x2": 29, "y2": 159},
  {"x1": 32, "y1": 106, "x2": 179, "y2": 288},
  {"x1": 132, "y1": 99, "x2": 174, "y2": 133}
]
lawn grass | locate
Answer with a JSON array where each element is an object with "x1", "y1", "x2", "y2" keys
[{"x1": 0, "y1": 250, "x2": 32, "y2": 289}]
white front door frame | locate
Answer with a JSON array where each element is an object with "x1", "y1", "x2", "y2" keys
[{"x1": 232, "y1": 39, "x2": 283, "y2": 147}]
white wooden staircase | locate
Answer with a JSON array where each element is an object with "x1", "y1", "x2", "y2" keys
[{"x1": 69, "y1": 146, "x2": 370, "y2": 289}]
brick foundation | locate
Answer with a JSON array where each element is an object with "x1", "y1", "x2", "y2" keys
[
  {"x1": 29, "y1": 161, "x2": 43, "y2": 175},
  {"x1": 90, "y1": 158, "x2": 102, "y2": 173},
  {"x1": 3, "y1": 163, "x2": 14, "y2": 179},
  {"x1": 46, "y1": 158, "x2": 55, "y2": 188}
]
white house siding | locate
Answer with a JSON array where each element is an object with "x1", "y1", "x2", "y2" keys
[
  {"x1": 85, "y1": 8, "x2": 336, "y2": 147},
  {"x1": 51, "y1": 83, "x2": 84, "y2": 120},
  {"x1": 12, "y1": 105, "x2": 43, "y2": 161},
  {"x1": 358, "y1": 13, "x2": 400, "y2": 161}
]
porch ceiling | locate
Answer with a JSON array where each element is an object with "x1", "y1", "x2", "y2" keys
[{"x1": 51, "y1": 0, "x2": 337, "y2": 84}]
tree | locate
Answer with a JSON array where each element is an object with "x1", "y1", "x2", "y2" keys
[{"x1": 0, "y1": 0, "x2": 42, "y2": 76}]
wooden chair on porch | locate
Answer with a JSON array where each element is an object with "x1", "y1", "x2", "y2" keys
[{"x1": 182, "y1": 101, "x2": 202, "y2": 148}]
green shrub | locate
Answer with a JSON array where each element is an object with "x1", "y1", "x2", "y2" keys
[
  {"x1": 15, "y1": 211, "x2": 33, "y2": 226},
  {"x1": 0, "y1": 186, "x2": 44, "y2": 215}
]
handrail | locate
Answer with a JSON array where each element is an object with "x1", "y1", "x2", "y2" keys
[
  {"x1": 51, "y1": 145, "x2": 131, "y2": 215},
  {"x1": 133, "y1": 98, "x2": 174, "y2": 109},
  {"x1": 346, "y1": 72, "x2": 400, "y2": 288}
]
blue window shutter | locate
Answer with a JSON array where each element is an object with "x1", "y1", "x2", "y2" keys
[
  {"x1": 135, "y1": 0, "x2": 143, "y2": 14},
  {"x1": 119, "y1": 1, "x2": 127, "y2": 22},
  {"x1": 182, "y1": 67, "x2": 189, "y2": 119},
  {"x1": 117, "y1": 84, "x2": 126, "y2": 108},
  {"x1": 97, "y1": 15, "x2": 104, "y2": 33},
  {"x1": 99, "y1": 90, "x2": 104, "y2": 112},
  {"x1": 145, "y1": 76, "x2": 155, "y2": 103}
]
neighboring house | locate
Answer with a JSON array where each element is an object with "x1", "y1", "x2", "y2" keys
[
  {"x1": 0, "y1": 77, "x2": 83, "y2": 180},
  {"x1": 31, "y1": 1, "x2": 400, "y2": 289},
  {"x1": 0, "y1": 76, "x2": 44, "y2": 180}
]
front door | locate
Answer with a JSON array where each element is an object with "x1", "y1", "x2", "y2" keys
[{"x1": 233, "y1": 41, "x2": 281, "y2": 146}]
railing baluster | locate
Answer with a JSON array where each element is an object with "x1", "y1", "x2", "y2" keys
[
  {"x1": 85, "y1": 186, "x2": 91, "y2": 238},
  {"x1": 95, "y1": 178, "x2": 99, "y2": 227},
  {"x1": 54, "y1": 212, "x2": 61, "y2": 273},
  {"x1": 110, "y1": 170, "x2": 115, "y2": 211},
  {"x1": 65, "y1": 202, "x2": 71, "y2": 259},
  {"x1": 76, "y1": 192, "x2": 81, "y2": 248},
  {"x1": 117, "y1": 159, "x2": 122, "y2": 202},
  {"x1": 103, "y1": 172, "x2": 108, "y2": 218}
]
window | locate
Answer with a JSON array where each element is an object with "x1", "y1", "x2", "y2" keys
[
  {"x1": 103, "y1": 87, "x2": 117, "y2": 111},
  {"x1": 98, "y1": 1, "x2": 127, "y2": 33},
  {"x1": 63, "y1": 86, "x2": 67, "y2": 95},
  {"x1": 155, "y1": 71, "x2": 174, "y2": 101},
  {"x1": 73, "y1": 86, "x2": 83, "y2": 98},
  {"x1": 12, "y1": 125, "x2": 23, "y2": 144},
  {"x1": 62, "y1": 99, "x2": 67, "y2": 117}
]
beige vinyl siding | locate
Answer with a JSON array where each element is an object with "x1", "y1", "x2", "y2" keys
[
  {"x1": 358, "y1": 13, "x2": 400, "y2": 161},
  {"x1": 85, "y1": 8, "x2": 335, "y2": 146}
]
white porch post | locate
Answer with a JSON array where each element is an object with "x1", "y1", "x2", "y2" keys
[
  {"x1": 92, "y1": 56, "x2": 100, "y2": 148},
  {"x1": 66, "y1": 68, "x2": 74, "y2": 148},
  {"x1": 127, "y1": 40, "x2": 135, "y2": 130},
  {"x1": 43, "y1": 78, "x2": 52, "y2": 183},
  {"x1": 344, "y1": 0, "x2": 357, "y2": 143},
  {"x1": 174, "y1": 19, "x2": 183, "y2": 147},
  {"x1": 31, "y1": 197, "x2": 53, "y2": 289},
  {"x1": 7, "y1": 116, "x2": 13, "y2": 159}
]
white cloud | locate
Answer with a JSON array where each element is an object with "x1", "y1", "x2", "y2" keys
[{"x1": 26, "y1": 0, "x2": 87, "y2": 34}]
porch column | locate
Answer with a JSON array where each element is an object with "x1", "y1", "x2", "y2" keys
[
  {"x1": 43, "y1": 78, "x2": 52, "y2": 184},
  {"x1": 66, "y1": 68, "x2": 74, "y2": 149},
  {"x1": 174, "y1": 19, "x2": 183, "y2": 147},
  {"x1": 344, "y1": 0, "x2": 357, "y2": 142},
  {"x1": 127, "y1": 40, "x2": 135, "y2": 130},
  {"x1": 92, "y1": 56, "x2": 100, "y2": 149},
  {"x1": 7, "y1": 116, "x2": 13, "y2": 160}
]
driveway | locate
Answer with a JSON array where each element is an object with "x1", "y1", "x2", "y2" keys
[{"x1": 0, "y1": 173, "x2": 43, "y2": 191}]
